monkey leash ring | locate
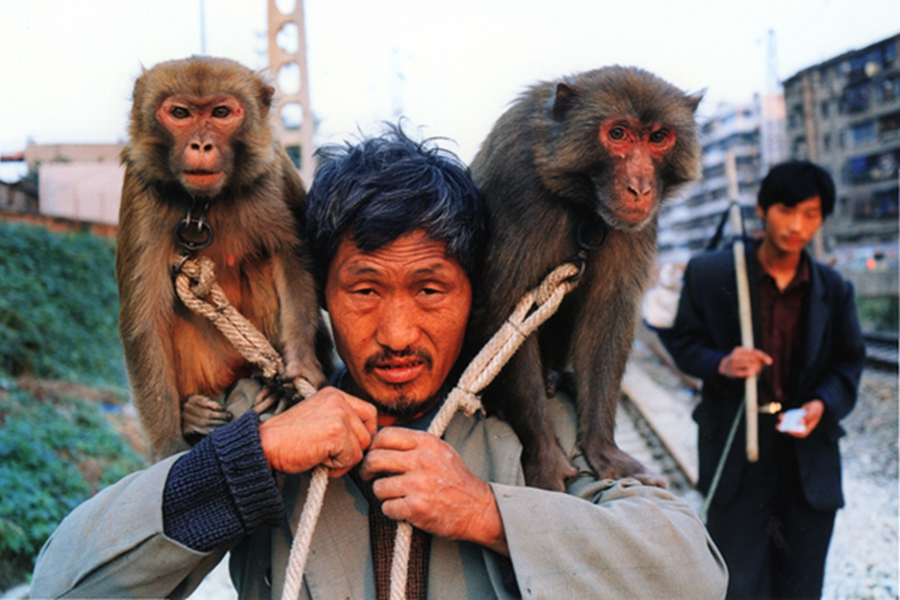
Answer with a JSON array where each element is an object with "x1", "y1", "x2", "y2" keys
[{"x1": 173, "y1": 200, "x2": 214, "y2": 255}]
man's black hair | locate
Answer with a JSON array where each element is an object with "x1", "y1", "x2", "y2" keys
[
  {"x1": 306, "y1": 123, "x2": 485, "y2": 291},
  {"x1": 757, "y1": 160, "x2": 835, "y2": 217}
]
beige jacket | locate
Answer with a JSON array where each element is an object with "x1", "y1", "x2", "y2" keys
[{"x1": 31, "y1": 393, "x2": 727, "y2": 599}]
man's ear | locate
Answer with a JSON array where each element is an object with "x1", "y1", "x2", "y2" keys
[{"x1": 756, "y1": 204, "x2": 766, "y2": 220}]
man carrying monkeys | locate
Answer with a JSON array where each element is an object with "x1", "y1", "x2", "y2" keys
[{"x1": 31, "y1": 126, "x2": 726, "y2": 599}]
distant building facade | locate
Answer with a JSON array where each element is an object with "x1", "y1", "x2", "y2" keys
[
  {"x1": 658, "y1": 94, "x2": 785, "y2": 263},
  {"x1": 0, "y1": 142, "x2": 124, "y2": 232},
  {"x1": 783, "y1": 33, "x2": 899, "y2": 250},
  {"x1": 782, "y1": 32, "x2": 899, "y2": 300}
]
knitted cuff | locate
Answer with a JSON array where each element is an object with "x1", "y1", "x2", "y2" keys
[{"x1": 163, "y1": 411, "x2": 284, "y2": 552}]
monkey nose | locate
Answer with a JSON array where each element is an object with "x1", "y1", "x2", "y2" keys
[
  {"x1": 626, "y1": 182, "x2": 654, "y2": 201},
  {"x1": 190, "y1": 142, "x2": 215, "y2": 153}
]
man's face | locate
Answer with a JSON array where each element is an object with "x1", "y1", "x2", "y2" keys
[
  {"x1": 324, "y1": 230, "x2": 472, "y2": 424},
  {"x1": 756, "y1": 196, "x2": 824, "y2": 256}
]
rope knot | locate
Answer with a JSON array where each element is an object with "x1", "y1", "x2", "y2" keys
[{"x1": 445, "y1": 387, "x2": 483, "y2": 418}]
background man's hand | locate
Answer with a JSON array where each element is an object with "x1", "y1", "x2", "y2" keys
[
  {"x1": 718, "y1": 347, "x2": 773, "y2": 379},
  {"x1": 778, "y1": 399, "x2": 825, "y2": 439},
  {"x1": 259, "y1": 386, "x2": 378, "y2": 477},
  {"x1": 359, "y1": 428, "x2": 509, "y2": 556}
]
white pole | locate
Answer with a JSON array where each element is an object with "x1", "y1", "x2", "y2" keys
[{"x1": 725, "y1": 149, "x2": 759, "y2": 462}]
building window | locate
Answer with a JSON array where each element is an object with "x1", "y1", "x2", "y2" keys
[
  {"x1": 820, "y1": 100, "x2": 830, "y2": 119},
  {"x1": 841, "y1": 83, "x2": 870, "y2": 114},
  {"x1": 879, "y1": 111, "x2": 900, "y2": 142},
  {"x1": 853, "y1": 188, "x2": 899, "y2": 220},
  {"x1": 845, "y1": 149, "x2": 900, "y2": 184},
  {"x1": 876, "y1": 74, "x2": 900, "y2": 103},
  {"x1": 823, "y1": 133, "x2": 832, "y2": 152},
  {"x1": 850, "y1": 120, "x2": 877, "y2": 146}
]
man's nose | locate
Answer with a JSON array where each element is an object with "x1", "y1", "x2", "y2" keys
[{"x1": 375, "y1": 296, "x2": 420, "y2": 350}]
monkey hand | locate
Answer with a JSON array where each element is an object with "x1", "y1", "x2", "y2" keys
[
  {"x1": 359, "y1": 428, "x2": 509, "y2": 556},
  {"x1": 583, "y1": 440, "x2": 668, "y2": 489},
  {"x1": 182, "y1": 395, "x2": 234, "y2": 442},
  {"x1": 258, "y1": 386, "x2": 377, "y2": 477},
  {"x1": 282, "y1": 354, "x2": 327, "y2": 392}
]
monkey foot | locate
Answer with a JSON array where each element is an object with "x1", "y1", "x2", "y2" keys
[
  {"x1": 522, "y1": 444, "x2": 579, "y2": 492},
  {"x1": 584, "y1": 443, "x2": 668, "y2": 489}
]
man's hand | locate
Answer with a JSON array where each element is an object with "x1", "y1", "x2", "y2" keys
[
  {"x1": 359, "y1": 428, "x2": 509, "y2": 556},
  {"x1": 258, "y1": 386, "x2": 378, "y2": 477},
  {"x1": 778, "y1": 399, "x2": 825, "y2": 439},
  {"x1": 718, "y1": 347, "x2": 773, "y2": 379}
]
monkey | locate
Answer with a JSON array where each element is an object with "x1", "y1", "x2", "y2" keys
[
  {"x1": 467, "y1": 65, "x2": 702, "y2": 491},
  {"x1": 116, "y1": 56, "x2": 328, "y2": 460}
]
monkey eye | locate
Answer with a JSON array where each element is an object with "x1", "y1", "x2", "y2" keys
[
  {"x1": 650, "y1": 130, "x2": 669, "y2": 144},
  {"x1": 212, "y1": 106, "x2": 232, "y2": 118},
  {"x1": 170, "y1": 106, "x2": 190, "y2": 119},
  {"x1": 609, "y1": 127, "x2": 626, "y2": 141}
]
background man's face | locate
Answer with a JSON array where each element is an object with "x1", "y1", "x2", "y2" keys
[
  {"x1": 756, "y1": 196, "x2": 824, "y2": 255},
  {"x1": 324, "y1": 230, "x2": 472, "y2": 422}
]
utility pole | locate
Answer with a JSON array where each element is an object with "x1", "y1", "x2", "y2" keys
[{"x1": 268, "y1": 0, "x2": 315, "y2": 185}]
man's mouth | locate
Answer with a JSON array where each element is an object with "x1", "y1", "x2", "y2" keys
[
  {"x1": 372, "y1": 358, "x2": 426, "y2": 385},
  {"x1": 365, "y1": 349, "x2": 433, "y2": 385}
]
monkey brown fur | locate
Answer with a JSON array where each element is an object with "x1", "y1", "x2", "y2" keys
[
  {"x1": 117, "y1": 56, "x2": 327, "y2": 460},
  {"x1": 468, "y1": 65, "x2": 702, "y2": 491}
]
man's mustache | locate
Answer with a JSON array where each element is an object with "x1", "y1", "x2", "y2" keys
[{"x1": 364, "y1": 347, "x2": 433, "y2": 373}]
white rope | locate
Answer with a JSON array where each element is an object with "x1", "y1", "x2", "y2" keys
[
  {"x1": 188, "y1": 257, "x2": 584, "y2": 600},
  {"x1": 386, "y1": 261, "x2": 580, "y2": 600}
]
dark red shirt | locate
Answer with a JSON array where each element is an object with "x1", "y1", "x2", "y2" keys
[{"x1": 755, "y1": 251, "x2": 810, "y2": 410}]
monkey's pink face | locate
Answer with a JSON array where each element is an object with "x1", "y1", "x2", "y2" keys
[
  {"x1": 156, "y1": 94, "x2": 246, "y2": 195},
  {"x1": 598, "y1": 116, "x2": 676, "y2": 230},
  {"x1": 324, "y1": 230, "x2": 472, "y2": 427}
]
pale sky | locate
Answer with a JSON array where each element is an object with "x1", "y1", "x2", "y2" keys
[{"x1": 1, "y1": 0, "x2": 898, "y2": 165}]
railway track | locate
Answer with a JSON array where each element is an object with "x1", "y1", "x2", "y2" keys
[
  {"x1": 618, "y1": 327, "x2": 898, "y2": 497},
  {"x1": 863, "y1": 330, "x2": 899, "y2": 369},
  {"x1": 615, "y1": 360, "x2": 702, "y2": 510}
]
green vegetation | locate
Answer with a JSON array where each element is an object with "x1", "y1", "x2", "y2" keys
[
  {"x1": 856, "y1": 296, "x2": 899, "y2": 333},
  {"x1": 0, "y1": 221, "x2": 144, "y2": 590},
  {"x1": 0, "y1": 221, "x2": 126, "y2": 386}
]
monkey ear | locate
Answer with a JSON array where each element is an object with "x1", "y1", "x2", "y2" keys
[
  {"x1": 552, "y1": 83, "x2": 578, "y2": 121},
  {"x1": 686, "y1": 90, "x2": 705, "y2": 113},
  {"x1": 258, "y1": 84, "x2": 275, "y2": 117}
]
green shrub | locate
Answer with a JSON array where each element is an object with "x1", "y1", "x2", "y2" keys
[
  {"x1": 0, "y1": 382, "x2": 145, "y2": 588},
  {"x1": 856, "y1": 296, "x2": 899, "y2": 333},
  {"x1": 0, "y1": 222, "x2": 126, "y2": 387}
]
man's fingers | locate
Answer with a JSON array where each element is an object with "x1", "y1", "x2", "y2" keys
[{"x1": 344, "y1": 395, "x2": 379, "y2": 436}]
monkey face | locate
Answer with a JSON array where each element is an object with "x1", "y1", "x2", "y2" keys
[
  {"x1": 156, "y1": 94, "x2": 246, "y2": 197},
  {"x1": 324, "y1": 230, "x2": 472, "y2": 426},
  {"x1": 593, "y1": 116, "x2": 675, "y2": 232}
]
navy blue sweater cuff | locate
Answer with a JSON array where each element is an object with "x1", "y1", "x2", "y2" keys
[{"x1": 163, "y1": 411, "x2": 284, "y2": 552}]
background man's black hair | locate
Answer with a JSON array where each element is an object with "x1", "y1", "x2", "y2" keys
[{"x1": 758, "y1": 160, "x2": 835, "y2": 217}]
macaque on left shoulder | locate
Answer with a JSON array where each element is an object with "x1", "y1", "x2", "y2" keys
[{"x1": 117, "y1": 56, "x2": 328, "y2": 460}]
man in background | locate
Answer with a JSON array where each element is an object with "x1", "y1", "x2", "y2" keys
[{"x1": 665, "y1": 160, "x2": 866, "y2": 599}]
